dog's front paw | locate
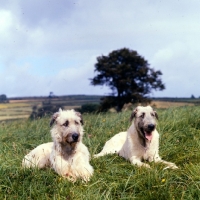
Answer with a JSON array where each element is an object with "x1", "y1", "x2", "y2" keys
[
  {"x1": 142, "y1": 163, "x2": 151, "y2": 168},
  {"x1": 135, "y1": 162, "x2": 151, "y2": 168},
  {"x1": 82, "y1": 175, "x2": 91, "y2": 182},
  {"x1": 163, "y1": 163, "x2": 178, "y2": 170},
  {"x1": 93, "y1": 154, "x2": 99, "y2": 158}
]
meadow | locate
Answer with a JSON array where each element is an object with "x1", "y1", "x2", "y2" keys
[{"x1": 1, "y1": 105, "x2": 200, "y2": 199}]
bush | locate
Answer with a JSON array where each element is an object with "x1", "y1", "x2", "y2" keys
[
  {"x1": 78, "y1": 103, "x2": 99, "y2": 113},
  {"x1": 29, "y1": 102, "x2": 64, "y2": 119}
]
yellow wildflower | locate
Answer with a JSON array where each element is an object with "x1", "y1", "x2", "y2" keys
[{"x1": 161, "y1": 178, "x2": 166, "y2": 183}]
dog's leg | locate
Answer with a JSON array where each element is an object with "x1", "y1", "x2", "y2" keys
[
  {"x1": 94, "y1": 150, "x2": 112, "y2": 158},
  {"x1": 70, "y1": 150, "x2": 94, "y2": 182},
  {"x1": 129, "y1": 156, "x2": 150, "y2": 168},
  {"x1": 159, "y1": 160, "x2": 178, "y2": 170},
  {"x1": 94, "y1": 142, "x2": 119, "y2": 158},
  {"x1": 51, "y1": 154, "x2": 69, "y2": 176},
  {"x1": 154, "y1": 157, "x2": 178, "y2": 169},
  {"x1": 51, "y1": 156, "x2": 78, "y2": 182},
  {"x1": 75, "y1": 163, "x2": 94, "y2": 182},
  {"x1": 94, "y1": 132, "x2": 126, "y2": 158}
]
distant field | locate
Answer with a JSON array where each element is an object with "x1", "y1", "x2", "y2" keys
[
  {"x1": 0, "y1": 96, "x2": 199, "y2": 121},
  {"x1": 151, "y1": 97, "x2": 200, "y2": 108},
  {"x1": 150, "y1": 100, "x2": 195, "y2": 108},
  {"x1": 0, "y1": 95, "x2": 102, "y2": 121}
]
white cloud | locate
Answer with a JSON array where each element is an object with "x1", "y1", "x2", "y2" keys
[
  {"x1": 0, "y1": 10, "x2": 13, "y2": 34},
  {"x1": 151, "y1": 40, "x2": 200, "y2": 97}
]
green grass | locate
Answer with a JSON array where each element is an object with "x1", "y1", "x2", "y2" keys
[{"x1": 1, "y1": 106, "x2": 200, "y2": 199}]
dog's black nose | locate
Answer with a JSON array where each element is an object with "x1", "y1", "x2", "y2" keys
[
  {"x1": 148, "y1": 124, "x2": 155, "y2": 131},
  {"x1": 72, "y1": 133, "x2": 79, "y2": 141}
]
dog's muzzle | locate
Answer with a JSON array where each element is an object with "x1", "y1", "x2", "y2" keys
[
  {"x1": 142, "y1": 124, "x2": 156, "y2": 141},
  {"x1": 72, "y1": 133, "x2": 79, "y2": 142},
  {"x1": 147, "y1": 124, "x2": 155, "y2": 131}
]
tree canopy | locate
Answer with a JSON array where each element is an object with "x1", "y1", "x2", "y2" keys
[
  {"x1": 90, "y1": 48, "x2": 165, "y2": 111},
  {"x1": 0, "y1": 94, "x2": 9, "y2": 103}
]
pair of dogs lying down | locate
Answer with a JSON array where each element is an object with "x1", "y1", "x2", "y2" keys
[{"x1": 22, "y1": 106, "x2": 178, "y2": 182}]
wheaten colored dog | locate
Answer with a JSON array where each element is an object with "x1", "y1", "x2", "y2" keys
[
  {"x1": 50, "y1": 109, "x2": 93, "y2": 182},
  {"x1": 22, "y1": 109, "x2": 94, "y2": 182},
  {"x1": 94, "y1": 106, "x2": 178, "y2": 169}
]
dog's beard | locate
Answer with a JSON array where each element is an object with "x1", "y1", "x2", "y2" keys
[
  {"x1": 62, "y1": 138, "x2": 80, "y2": 145},
  {"x1": 60, "y1": 139, "x2": 78, "y2": 154}
]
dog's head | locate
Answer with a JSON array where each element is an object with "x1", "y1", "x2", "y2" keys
[
  {"x1": 50, "y1": 108, "x2": 84, "y2": 144},
  {"x1": 130, "y1": 106, "x2": 158, "y2": 141}
]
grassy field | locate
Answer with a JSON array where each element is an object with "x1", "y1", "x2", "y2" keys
[{"x1": 1, "y1": 106, "x2": 200, "y2": 199}]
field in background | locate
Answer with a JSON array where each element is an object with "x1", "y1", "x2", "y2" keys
[
  {"x1": 0, "y1": 95, "x2": 102, "y2": 121},
  {"x1": 151, "y1": 100, "x2": 195, "y2": 108},
  {"x1": 1, "y1": 95, "x2": 200, "y2": 121}
]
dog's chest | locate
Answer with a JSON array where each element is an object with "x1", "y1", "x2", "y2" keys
[
  {"x1": 143, "y1": 148, "x2": 152, "y2": 160},
  {"x1": 142, "y1": 142, "x2": 158, "y2": 161}
]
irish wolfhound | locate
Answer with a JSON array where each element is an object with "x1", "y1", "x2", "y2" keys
[
  {"x1": 50, "y1": 109, "x2": 93, "y2": 182},
  {"x1": 22, "y1": 109, "x2": 94, "y2": 182},
  {"x1": 94, "y1": 106, "x2": 178, "y2": 169}
]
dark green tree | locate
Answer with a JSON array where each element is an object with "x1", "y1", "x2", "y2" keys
[
  {"x1": 90, "y1": 48, "x2": 165, "y2": 111},
  {"x1": 0, "y1": 94, "x2": 9, "y2": 103}
]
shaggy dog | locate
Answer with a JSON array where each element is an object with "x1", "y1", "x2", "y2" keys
[
  {"x1": 22, "y1": 109, "x2": 94, "y2": 182},
  {"x1": 94, "y1": 106, "x2": 178, "y2": 169}
]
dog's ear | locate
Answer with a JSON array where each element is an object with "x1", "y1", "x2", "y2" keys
[
  {"x1": 75, "y1": 111, "x2": 84, "y2": 125},
  {"x1": 50, "y1": 112, "x2": 59, "y2": 127},
  {"x1": 154, "y1": 110, "x2": 158, "y2": 120},
  {"x1": 130, "y1": 108, "x2": 138, "y2": 122}
]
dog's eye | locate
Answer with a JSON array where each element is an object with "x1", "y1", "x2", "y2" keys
[
  {"x1": 151, "y1": 113, "x2": 155, "y2": 117},
  {"x1": 140, "y1": 113, "x2": 145, "y2": 118},
  {"x1": 75, "y1": 121, "x2": 79, "y2": 125},
  {"x1": 63, "y1": 121, "x2": 69, "y2": 127}
]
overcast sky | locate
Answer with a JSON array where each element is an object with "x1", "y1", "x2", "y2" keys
[{"x1": 0, "y1": 0, "x2": 200, "y2": 98}]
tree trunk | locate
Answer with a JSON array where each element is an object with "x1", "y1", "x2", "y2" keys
[{"x1": 116, "y1": 91, "x2": 123, "y2": 112}]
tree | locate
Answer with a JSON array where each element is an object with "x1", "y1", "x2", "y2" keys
[
  {"x1": 90, "y1": 48, "x2": 165, "y2": 111},
  {"x1": 49, "y1": 92, "x2": 55, "y2": 98},
  {"x1": 0, "y1": 94, "x2": 9, "y2": 103}
]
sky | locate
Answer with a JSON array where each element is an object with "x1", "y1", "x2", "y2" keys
[{"x1": 0, "y1": 0, "x2": 200, "y2": 98}]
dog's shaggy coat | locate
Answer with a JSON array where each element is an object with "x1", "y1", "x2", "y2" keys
[
  {"x1": 94, "y1": 106, "x2": 178, "y2": 169},
  {"x1": 22, "y1": 109, "x2": 94, "y2": 182},
  {"x1": 22, "y1": 142, "x2": 52, "y2": 168}
]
